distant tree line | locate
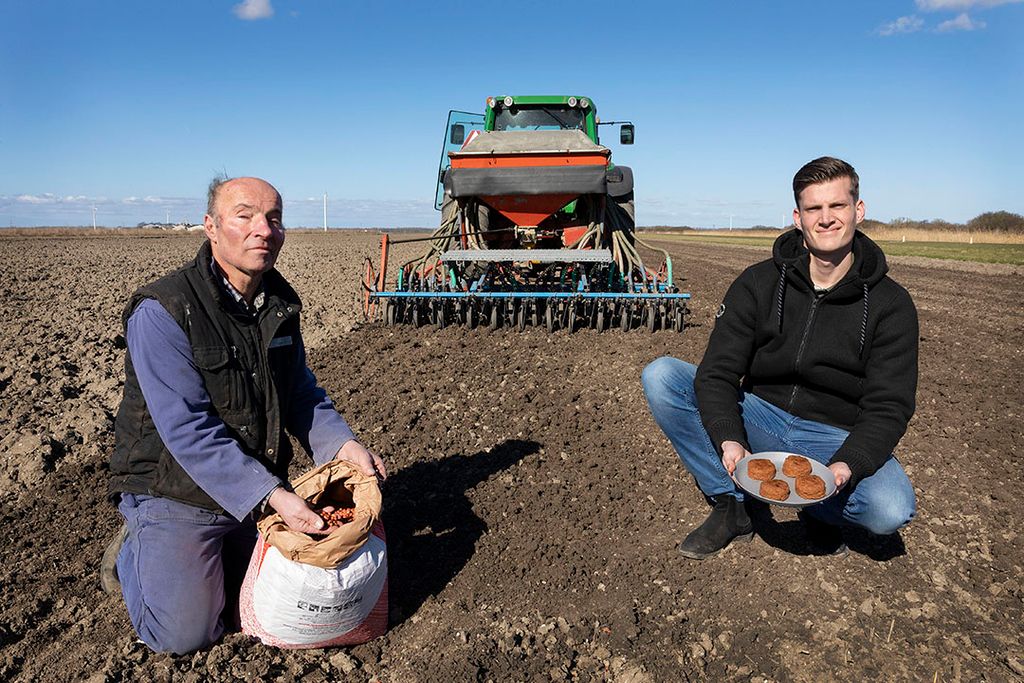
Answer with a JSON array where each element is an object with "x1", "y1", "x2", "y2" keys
[
  {"x1": 642, "y1": 211, "x2": 1024, "y2": 234},
  {"x1": 861, "y1": 211, "x2": 1024, "y2": 234}
]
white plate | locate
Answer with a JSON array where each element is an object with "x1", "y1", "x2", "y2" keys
[{"x1": 734, "y1": 451, "x2": 837, "y2": 507}]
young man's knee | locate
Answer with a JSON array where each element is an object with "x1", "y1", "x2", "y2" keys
[
  {"x1": 863, "y1": 491, "x2": 916, "y2": 536},
  {"x1": 641, "y1": 357, "x2": 696, "y2": 400}
]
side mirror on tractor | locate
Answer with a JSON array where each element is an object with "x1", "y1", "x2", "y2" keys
[
  {"x1": 450, "y1": 124, "x2": 466, "y2": 146},
  {"x1": 620, "y1": 124, "x2": 635, "y2": 145}
]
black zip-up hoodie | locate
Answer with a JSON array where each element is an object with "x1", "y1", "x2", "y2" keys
[{"x1": 694, "y1": 229, "x2": 918, "y2": 484}]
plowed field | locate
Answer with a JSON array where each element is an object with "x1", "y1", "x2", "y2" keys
[{"x1": 1, "y1": 231, "x2": 1021, "y2": 682}]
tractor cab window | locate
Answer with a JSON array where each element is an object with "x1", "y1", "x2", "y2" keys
[{"x1": 493, "y1": 106, "x2": 586, "y2": 132}]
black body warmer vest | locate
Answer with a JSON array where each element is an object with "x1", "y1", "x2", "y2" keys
[{"x1": 109, "y1": 241, "x2": 303, "y2": 512}]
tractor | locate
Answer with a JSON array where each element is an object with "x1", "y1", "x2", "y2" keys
[{"x1": 362, "y1": 94, "x2": 689, "y2": 332}]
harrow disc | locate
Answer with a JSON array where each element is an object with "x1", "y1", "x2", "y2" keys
[
  {"x1": 516, "y1": 303, "x2": 527, "y2": 331},
  {"x1": 620, "y1": 303, "x2": 632, "y2": 332},
  {"x1": 489, "y1": 302, "x2": 502, "y2": 331},
  {"x1": 435, "y1": 300, "x2": 447, "y2": 330}
]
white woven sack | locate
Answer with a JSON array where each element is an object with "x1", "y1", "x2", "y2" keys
[{"x1": 250, "y1": 533, "x2": 387, "y2": 645}]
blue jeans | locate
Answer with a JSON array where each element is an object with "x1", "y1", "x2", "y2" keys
[
  {"x1": 641, "y1": 357, "x2": 915, "y2": 536},
  {"x1": 116, "y1": 493, "x2": 257, "y2": 654}
]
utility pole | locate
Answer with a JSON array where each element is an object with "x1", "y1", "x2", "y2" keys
[{"x1": 323, "y1": 193, "x2": 328, "y2": 232}]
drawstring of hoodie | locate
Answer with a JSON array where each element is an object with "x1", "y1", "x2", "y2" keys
[
  {"x1": 775, "y1": 264, "x2": 787, "y2": 331},
  {"x1": 775, "y1": 265, "x2": 870, "y2": 357},
  {"x1": 858, "y1": 283, "x2": 868, "y2": 358}
]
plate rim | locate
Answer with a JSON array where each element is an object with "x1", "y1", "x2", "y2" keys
[{"x1": 734, "y1": 451, "x2": 836, "y2": 507}]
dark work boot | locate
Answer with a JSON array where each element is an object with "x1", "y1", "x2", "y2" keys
[
  {"x1": 100, "y1": 523, "x2": 128, "y2": 594},
  {"x1": 678, "y1": 496, "x2": 754, "y2": 560}
]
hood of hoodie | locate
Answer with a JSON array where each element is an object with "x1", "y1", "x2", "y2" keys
[
  {"x1": 772, "y1": 229, "x2": 889, "y2": 298},
  {"x1": 770, "y1": 229, "x2": 891, "y2": 358}
]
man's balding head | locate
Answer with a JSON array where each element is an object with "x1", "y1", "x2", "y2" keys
[
  {"x1": 206, "y1": 176, "x2": 282, "y2": 228},
  {"x1": 202, "y1": 176, "x2": 285, "y2": 299}
]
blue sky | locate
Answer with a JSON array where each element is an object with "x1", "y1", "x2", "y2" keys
[{"x1": 1, "y1": 0, "x2": 1021, "y2": 228}]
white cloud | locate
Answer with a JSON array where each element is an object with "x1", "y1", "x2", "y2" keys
[
  {"x1": 0, "y1": 192, "x2": 443, "y2": 228},
  {"x1": 879, "y1": 0, "x2": 1017, "y2": 36},
  {"x1": 877, "y1": 15, "x2": 926, "y2": 35},
  {"x1": 15, "y1": 193, "x2": 59, "y2": 204},
  {"x1": 0, "y1": 193, "x2": 205, "y2": 227},
  {"x1": 936, "y1": 12, "x2": 988, "y2": 29},
  {"x1": 916, "y1": 0, "x2": 1021, "y2": 10},
  {"x1": 233, "y1": 0, "x2": 273, "y2": 21}
]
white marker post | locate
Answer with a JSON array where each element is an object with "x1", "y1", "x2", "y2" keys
[
  {"x1": 323, "y1": 193, "x2": 328, "y2": 232},
  {"x1": 92, "y1": 206, "x2": 97, "y2": 230}
]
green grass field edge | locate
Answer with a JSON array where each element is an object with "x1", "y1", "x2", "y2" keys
[{"x1": 644, "y1": 233, "x2": 1024, "y2": 266}]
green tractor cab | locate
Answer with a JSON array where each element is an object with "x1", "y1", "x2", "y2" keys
[{"x1": 436, "y1": 95, "x2": 634, "y2": 210}]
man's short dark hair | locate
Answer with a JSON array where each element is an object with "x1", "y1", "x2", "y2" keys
[
  {"x1": 793, "y1": 157, "x2": 859, "y2": 207},
  {"x1": 206, "y1": 174, "x2": 231, "y2": 225}
]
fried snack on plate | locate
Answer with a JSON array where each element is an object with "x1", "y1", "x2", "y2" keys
[
  {"x1": 795, "y1": 474, "x2": 826, "y2": 500},
  {"x1": 747, "y1": 458, "x2": 776, "y2": 481},
  {"x1": 782, "y1": 454, "x2": 812, "y2": 477},
  {"x1": 759, "y1": 479, "x2": 790, "y2": 501}
]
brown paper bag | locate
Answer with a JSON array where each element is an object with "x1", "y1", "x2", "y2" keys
[{"x1": 256, "y1": 459, "x2": 382, "y2": 569}]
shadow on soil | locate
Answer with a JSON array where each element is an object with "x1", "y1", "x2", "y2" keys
[
  {"x1": 749, "y1": 503, "x2": 907, "y2": 561},
  {"x1": 381, "y1": 438, "x2": 540, "y2": 627}
]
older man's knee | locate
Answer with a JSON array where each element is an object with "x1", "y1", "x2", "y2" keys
[{"x1": 142, "y1": 621, "x2": 220, "y2": 655}]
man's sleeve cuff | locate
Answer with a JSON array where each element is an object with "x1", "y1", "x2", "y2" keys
[
  {"x1": 313, "y1": 433, "x2": 355, "y2": 467},
  {"x1": 704, "y1": 418, "x2": 750, "y2": 456},
  {"x1": 235, "y1": 476, "x2": 283, "y2": 521},
  {"x1": 829, "y1": 448, "x2": 875, "y2": 485}
]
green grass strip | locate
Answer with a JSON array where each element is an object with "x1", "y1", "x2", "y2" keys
[{"x1": 644, "y1": 233, "x2": 1023, "y2": 265}]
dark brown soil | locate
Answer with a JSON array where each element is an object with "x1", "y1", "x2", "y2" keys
[{"x1": 1, "y1": 231, "x2": 1021, "y2": 682}]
